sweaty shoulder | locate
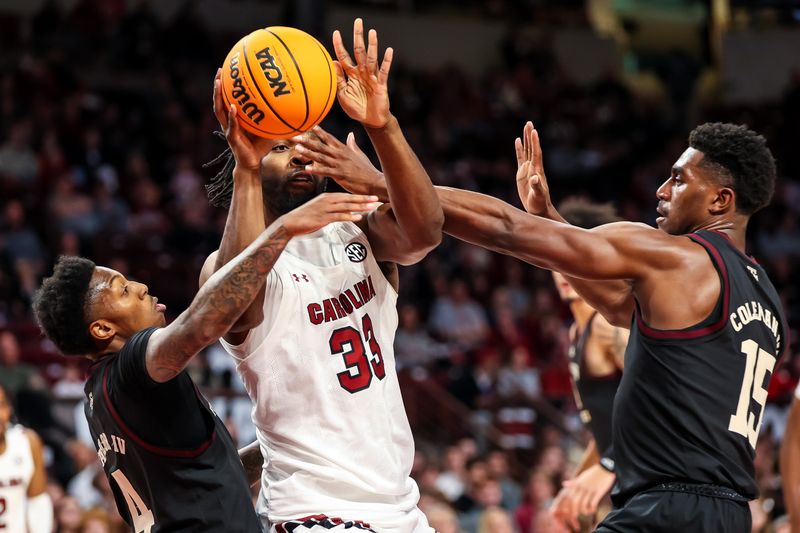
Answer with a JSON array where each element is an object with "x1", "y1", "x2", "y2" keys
[
  {"x1": 594, "y1": 222, "x2": 709, "y2": 270},
  {"x1": 199, "y1": 250, "x2": 220, "y2": 288}
]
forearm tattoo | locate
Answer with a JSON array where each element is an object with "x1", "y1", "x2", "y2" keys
[{"x1": 152, "y1": 226, "x2": 289, "y2": 381}]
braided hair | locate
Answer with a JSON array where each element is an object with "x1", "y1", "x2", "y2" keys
[{"x1": 204, "y1": 131, "x2": 236, "y2": 209}]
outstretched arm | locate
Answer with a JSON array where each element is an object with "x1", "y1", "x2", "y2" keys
[
  {"x1": 514, "y1": 122, "x2": 634, "y2": 327},
  {"x1": 295, "y1": 19, "x2": 442, "y2": 265},
  {"x1": 438, "y1": 185, "x2": 678, "y2": 280},
  {"x1": 146, "y1": 193, "x2": 379, "y2": 382},
  {"x1": 205, "y1": 70, "x2": 269, "y2": 344},
  {"x1": 781, "y1": 391, "x2": 800, "y2": 532}
]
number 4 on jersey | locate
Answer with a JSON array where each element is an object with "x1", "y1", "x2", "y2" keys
[
  {"x1": 111, "y1": 469, "x2": 155, "y2": 533},
  {"x1": 728, "y1": 339, "x2": 776, "y2": 449}
]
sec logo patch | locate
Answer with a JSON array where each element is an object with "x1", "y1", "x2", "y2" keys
[{"x1": 345, "y1": 242, "x2": 367, "y2": 263}]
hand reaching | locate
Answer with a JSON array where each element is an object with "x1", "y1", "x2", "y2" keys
[
  {"x1": 332, "y1": 18, "x2": 393, "y2": 129},
  {"x1": 279, "y1": 192, "x2": 380, "y2": 237},
  {"x1": 213, "y1": 68, "x2": 262, "y2": 174},
  {"x1": 293, "y1": 126, "x2": 386, "y2": 198},
  {"x1": 515, "y1": 121, "x2": 552, "y2": 216},
  {"x1": 550, "y1": 464, "x2": 615, "y2": 530}
]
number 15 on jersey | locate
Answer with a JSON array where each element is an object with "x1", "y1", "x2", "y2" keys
[{"x1": 729, "y1": 339, "x2": 776, "y2": 449}]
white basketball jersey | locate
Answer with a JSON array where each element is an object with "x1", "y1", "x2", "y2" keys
[
  {"x1": 221, "y1": 222, "x2": 427, "y2": 532},
  {"x1": 0, "y1": 425, "x2": 34, "y2": 532}
]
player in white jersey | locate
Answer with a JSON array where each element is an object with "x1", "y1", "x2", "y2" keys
[
  {"x1": 201, "y1": 19, "x2": 442, "y2": 532},
  {"x1": 781, "y1": 382, "x2": 800, "y2": 531},
  {"x1": 0, "y1": 383, "x2": 53, "y2": 532}
]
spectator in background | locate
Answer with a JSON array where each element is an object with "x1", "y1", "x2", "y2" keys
[
  {"x1": 0, "y1": 120, "x2": 38, "y2": 188},
  {"x1": 0, "y1": 330, "x2": 41, "y2": 399},
  {"x1": 497, "y1": 345, "x2": 540, "y2": 401},
  {"x1": 477, "y1": 506, "x2": 515, "y2": 533},
  {"x1": 429, "y1": 279, "x2": 490, "y2": 350},
  {"x1": 55, "y1": 496, "x2": 83, "y2": 533},
  {"x1": 1, "y1": 200, "x2": 46, "y2": 298},
  {"x1": 436, "y1": 445, "x2": 468, "y2": 502},
  {"x1": 486, "y1": 449, "x2": 523, "y2": 511},
  {"x1": 395, "y1": 303, "x2": 451, "y2": 370}
]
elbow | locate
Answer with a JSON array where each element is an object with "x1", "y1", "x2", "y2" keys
[
  {"x1": 416, "y1": 210, "x2": 444, "y2": 250},
  {"x1": 395, "y1": 220, "x2": 443, "y2": 266}
]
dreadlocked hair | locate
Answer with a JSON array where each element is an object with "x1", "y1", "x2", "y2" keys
[{"x1": 204, "y1": 130, "x2": 236, "y2": 209}]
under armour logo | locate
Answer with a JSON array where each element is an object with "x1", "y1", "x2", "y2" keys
[
  {"x1": 345, "y1": 242, "x2": 367, "y2": 263},
  {"x1": 747, "y1": 266, "x2": 759, "y2": 281},
  {"x1": 292, "y1": 273, "x2": 310, "y2": 282}
]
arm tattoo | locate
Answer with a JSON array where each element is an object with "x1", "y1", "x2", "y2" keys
[{"x1": 151, "y1": 226, "x2": 290, "y2": 381}]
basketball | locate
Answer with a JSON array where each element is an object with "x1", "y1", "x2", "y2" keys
[{"x1": 220, "y1": 27, "x2": 337, "y2": 139}]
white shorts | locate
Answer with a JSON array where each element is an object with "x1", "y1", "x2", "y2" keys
[{"x1": 269, "y1": 510, "x2": 434, "y2": 533}]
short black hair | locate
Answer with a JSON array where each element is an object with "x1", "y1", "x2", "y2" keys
[
  {"x1": 32, "y1": 256, "x2": 97, "y2": 356},
  {"x1": 688, "y1": 122, "x2": 776, "y2": 215},
  {"x1": 557, "y1": 197, "x2": 621, "y2": 229},
  {"x1": 204, "y1": 131, "x2": 235, "y2": 209}
]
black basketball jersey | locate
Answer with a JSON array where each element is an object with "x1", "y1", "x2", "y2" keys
[
  {"x1": 568, "y1": 312, "x2": 621, "y2": 462},
  {"x1": 612, "y1": 230, "x2": 786, "y2": 504},
  {"x1": 84, "y1": 329, "x2": 261, "y2": 532}
]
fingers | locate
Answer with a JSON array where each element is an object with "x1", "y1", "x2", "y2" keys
[
  {"x1": 555, "y1": 488, "x2": 579, "y2": 531},
  {"x1": 378, "y1": 47, "x2": 393, "y2": 86},
  {"x1": 332, "y1": 30, "x2": 356, "y2": 71},
  {"x1": 352, "y1": 18, "x2": 367, "y2": 67},
  {"x1": 332, "y1": 61, "x2": 348, "y2": 92},
  {"x1": 227, "y1": 104, "x2": 238, "y2": 137},
  {"x1": 523, "y1": 121, "x2": 534, "y2": 163},
  {"x1": 213, "y1": 77, "x2": 227, "y2": 126},
  {"x1": 320, "y1": 192, "x2": 379, "y2": 209},
  {"x1": 532, "y1": 126, "x2": 543, "y2": 170},
  {"x1": 346, "y1": 131, "x2": 367, "y2": 156},
  {"x1": 366, "y1": 28, "x2": 378, "y2": 74},
  {"x1": 514, "y1": 137, "x2": 524, "y2": 168}
]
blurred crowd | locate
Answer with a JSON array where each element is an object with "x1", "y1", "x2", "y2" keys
[{"x1": 0, "y1": 1, "x2": 798, "y2": 532}]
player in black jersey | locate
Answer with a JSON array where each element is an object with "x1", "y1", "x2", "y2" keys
[
  {"x1": 536, "y1": 201, "x2": 628, "y2": 531},
  {"x1": 31, "y1": 192, "x2": 379, "y2": 532},
  {"x1": 294, "y1": 121, "x2": 785, "y2": 532}
]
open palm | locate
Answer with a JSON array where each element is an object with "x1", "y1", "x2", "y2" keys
[
  {"x1": 515, "y1": 121, "x2": 551, "y2": 215},
  {"x1": 332, "y1": 18, "x2": 393, "y2": 129}
]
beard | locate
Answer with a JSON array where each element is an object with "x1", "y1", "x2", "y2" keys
[{"x1": 263, "y1": 177, "x2": 327, "y2": 216}]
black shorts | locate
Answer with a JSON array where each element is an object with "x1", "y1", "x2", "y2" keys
[{"x1": 594, "y1": 483, "x2": 751, "y2": 533}]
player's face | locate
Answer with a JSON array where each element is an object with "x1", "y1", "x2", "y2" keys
[
  {"x1": 259, "y1": 134, "x2": 325, "y2": 216},
  {"x1": 656, "y1": 147, "x2": 719, "y2": 235},
  {"x1": 87, "y1": 267, "x2": 167, "y2": 342},
  {"x1": 552, "y1": 271, "x2": 579, "y2": 302},
  {"x1": 0, "y1": 387, "x2": 11, "y2": 436}
]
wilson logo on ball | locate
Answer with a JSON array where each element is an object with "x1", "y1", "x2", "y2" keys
[
  {"x1": 221, "y1": 26, "x2": 337, "y2": 138},
  {"x1": 256, "y1": 47, "x2": 291, "y2": 97},
  {"x1": 228, "y1": 52, "x2": 266, "y2": 125}
]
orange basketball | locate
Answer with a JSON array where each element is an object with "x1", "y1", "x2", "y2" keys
[{"x1": 221, "y1": 27, "x2": 337, "y2": 139}]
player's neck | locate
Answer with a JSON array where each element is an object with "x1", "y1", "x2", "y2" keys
[
  {"x1": 0, "y1": 436, "x2": 6, "y2": 455},
  {"x1": 692, "y1": 215, "x2": 748, "y2": 253},
  {"x1": 569, "y1": 299, "x2": 596, "y2": 331}
]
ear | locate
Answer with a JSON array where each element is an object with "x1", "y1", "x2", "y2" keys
[
  {"x1": 709, "y1": 186, "x2": 736, "y2": 216},
  {"x1": 88, "y1": 319, "x2": 116, "y2": 343}
]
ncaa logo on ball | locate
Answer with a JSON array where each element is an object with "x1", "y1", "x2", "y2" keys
[{"x1": 345, "y1": 243, "x2": 367, "y2": 263}]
